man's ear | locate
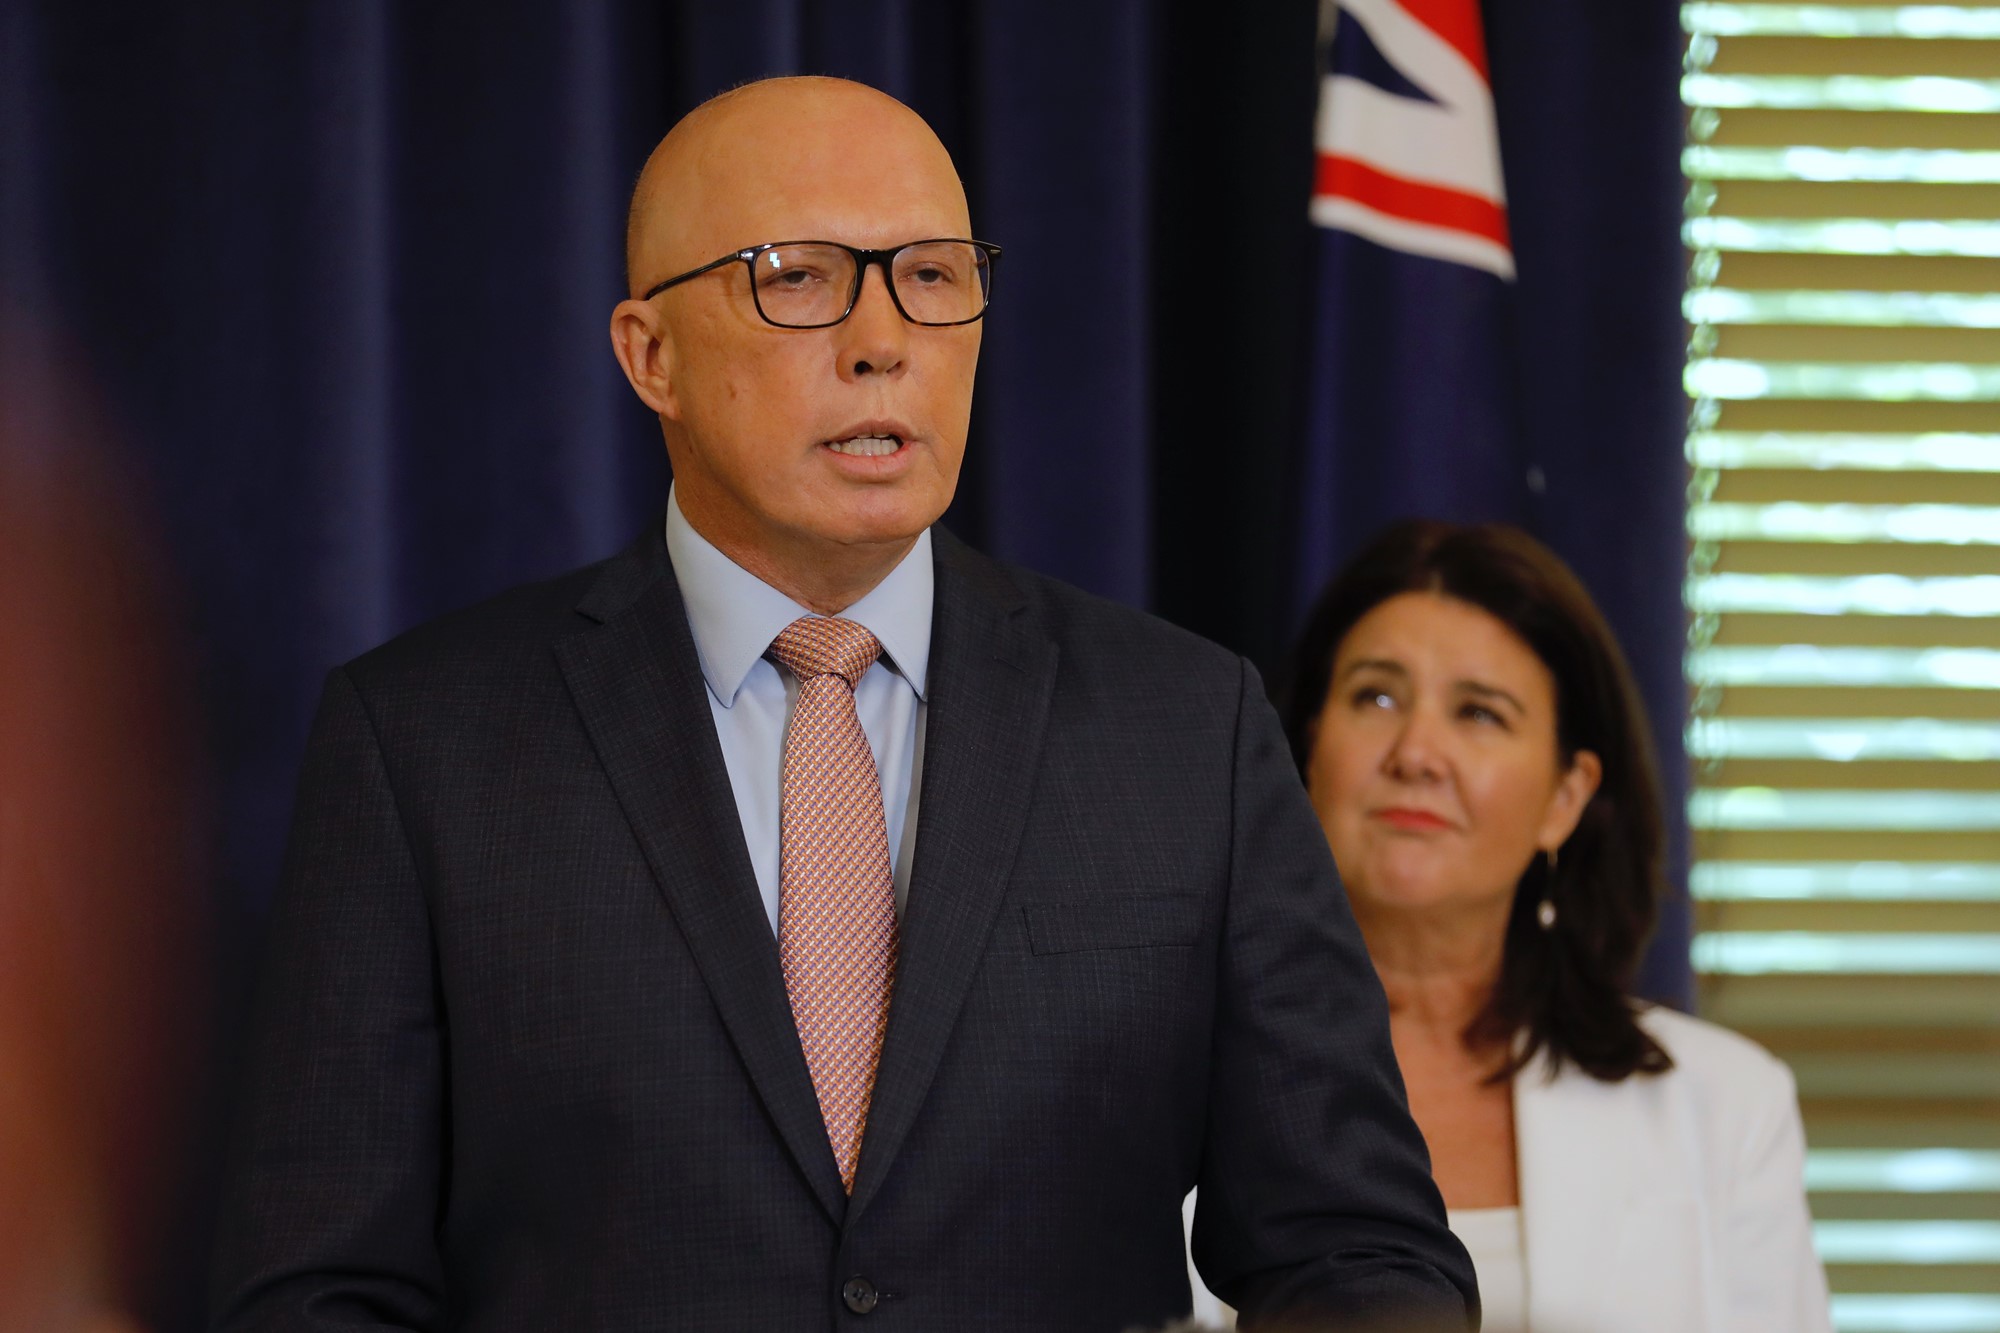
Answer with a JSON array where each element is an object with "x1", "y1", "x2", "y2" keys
[{"x1": 609, "y1": 299, "x2": 679, "y2": 418}]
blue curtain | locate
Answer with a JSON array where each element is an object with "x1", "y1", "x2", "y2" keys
[
  {"x1": 6, "y1": 4, "x2": 1685, "y2": 1321},
  {"x1": 1486, "y1": 0, "x2": 1693, "y2": 1004}
]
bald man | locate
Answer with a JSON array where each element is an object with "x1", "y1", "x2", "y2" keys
[{"x1": 211, "y1": 79, "x2": 1474, "y2": 1332}]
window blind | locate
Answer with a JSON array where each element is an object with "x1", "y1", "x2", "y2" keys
[{"x1": 1682, "y1": 5, "x2": 2000, "y2": 1329}]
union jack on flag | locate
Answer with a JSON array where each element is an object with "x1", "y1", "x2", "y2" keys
[
  {"x1": 1295, "y1": 0, "x2": 1525, "y2": 606},
  {"x1": 1311, "y1": 0, "x2": 1513, "y2": 279}
]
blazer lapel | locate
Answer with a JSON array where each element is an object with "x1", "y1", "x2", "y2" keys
[
  {"x1": 553, "y1": 530, "x2": 847, "y2": 1223},
  {"x1": 845, "y1": 532, "x2": 1058, "y2": 1223},
  {"x1": 1515, "y1": 1051, "x2": 1642, "y2": 1333}
]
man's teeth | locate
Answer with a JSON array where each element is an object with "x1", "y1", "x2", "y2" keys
[{"x1": 827, "y1": 434, "x2": 902, "y2": 457}]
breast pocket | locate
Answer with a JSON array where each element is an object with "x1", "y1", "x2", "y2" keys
[
  {"x1": 1012, "y1": 894, "x2": 1210, "y2": 1107},
  {"x1": 1021, "y1": 894, "x2": 1206, "y2": 955}
]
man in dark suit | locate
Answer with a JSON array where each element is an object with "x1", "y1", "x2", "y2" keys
[{"x1": 211, "y1": 77, "x2": 1474, "y2": 1331}]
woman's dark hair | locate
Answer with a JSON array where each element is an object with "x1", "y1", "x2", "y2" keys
[{"x1": 1275, "y1": 519, "x2": 1672, "y2": 1083}]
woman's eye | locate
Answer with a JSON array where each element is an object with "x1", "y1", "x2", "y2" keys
[
  {"x1": 1350, "y1": 687, "x2": 1395, "y2": 711},
  {"x1": 1460, "y1": 702, "x2": 1506, "y2": 726}
]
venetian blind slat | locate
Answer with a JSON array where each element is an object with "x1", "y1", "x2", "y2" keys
[{"x1": 1682, "y1": 5, "x2": 2000, "y2": 1329}]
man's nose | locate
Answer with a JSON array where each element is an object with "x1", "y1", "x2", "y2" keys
[{"x1": 837, "y1": 263, "x2": 909, "y2": 380}]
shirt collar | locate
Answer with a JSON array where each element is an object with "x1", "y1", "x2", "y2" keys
[{"x1": 664, "y1": 485, "x2": 934, "y2": 708}]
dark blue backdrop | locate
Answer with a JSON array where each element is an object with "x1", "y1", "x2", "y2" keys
[{"x1": 3, "y1": 3, "x2": 1686, "y2": 1321}]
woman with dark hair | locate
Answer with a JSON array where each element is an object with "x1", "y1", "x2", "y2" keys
[{"x1": 1278, "y1": 520, "x2": 1828, "y2": 1333}]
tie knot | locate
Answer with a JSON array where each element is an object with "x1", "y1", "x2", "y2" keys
[{"x1": 768, "y1": 616, "x2": 882, "y2": 688}]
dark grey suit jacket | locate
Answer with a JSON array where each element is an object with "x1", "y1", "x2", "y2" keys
[{"x1": 211, "y1": 525, "x2": 1475, "y2": 1332}]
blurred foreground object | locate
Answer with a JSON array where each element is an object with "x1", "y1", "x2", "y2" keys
[{"x1": 0, "y1": 323, "x2": 208, "y2": 1332}]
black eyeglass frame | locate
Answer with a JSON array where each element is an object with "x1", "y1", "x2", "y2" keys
[{"x1": 640, "y1": 238, "x2": 1002, "y2": 329}]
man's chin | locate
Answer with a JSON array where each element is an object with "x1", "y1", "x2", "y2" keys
[
  {"x1": 815, "y1": 518, "x2": 941, "y2": 556},
  {"x1": 801, "y1": 490, "x2": 954, "y2": 552}
]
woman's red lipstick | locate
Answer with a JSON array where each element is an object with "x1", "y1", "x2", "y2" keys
[{"x1": 1374, "y1": 807, "x2": 1451, "y2": 832}]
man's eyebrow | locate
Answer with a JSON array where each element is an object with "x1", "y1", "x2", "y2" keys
[
  {"x1": 1336, "y1": 657, "x2": 1409, "y2": 681},
  {"x1": 1457, "y1": 679, "x2": 1527, "y2": 714}
]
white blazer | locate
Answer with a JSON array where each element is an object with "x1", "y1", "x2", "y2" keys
[{"x1": 1513, "y1": 1006, "x2": 1833, "y2": 1333}]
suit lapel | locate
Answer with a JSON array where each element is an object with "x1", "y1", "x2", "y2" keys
[
  {"x1": 845, "y1": 532, "x2": 1058, "y2": 1223},
  {"x1": 553, "y1": 531, "x2": 847, "y2": 1223},
  {"x1": 1515, "y1": 1051, "x2": 1641, "y2": 1331}
]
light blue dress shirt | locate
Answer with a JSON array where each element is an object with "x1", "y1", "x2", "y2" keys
[{"x1": 663, "y1": 486, "x2": 932, "y2": 935}]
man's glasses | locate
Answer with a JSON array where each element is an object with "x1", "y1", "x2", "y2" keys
[{"x1": 642, "y1": 238, "x2": 1001, "y2": 329}]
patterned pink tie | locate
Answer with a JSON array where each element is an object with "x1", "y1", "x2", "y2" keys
[{"x1": 767, "y1": 616, "x2": 900, "y2": 1193}]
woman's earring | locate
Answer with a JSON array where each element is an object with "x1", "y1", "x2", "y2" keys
[{"x1": 1537, "y1": 847, "x2": 1558, "y2": 930}]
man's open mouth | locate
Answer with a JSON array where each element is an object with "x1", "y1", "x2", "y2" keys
[{"x1": 825, "y1": 433, "x2": 904, "y2": 457}]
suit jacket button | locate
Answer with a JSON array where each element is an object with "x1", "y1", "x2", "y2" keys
[{"x1": 841, "y1": 1276, "x2": 879, "y2": 1314}]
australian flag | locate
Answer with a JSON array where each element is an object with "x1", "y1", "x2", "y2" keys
[
  {"x1": 1296, "y1": 0, "x2": 1523, "y2": 601},
  {"x1": 1295, "y1": 0, "x2": 1695, "y2": 1004}
]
